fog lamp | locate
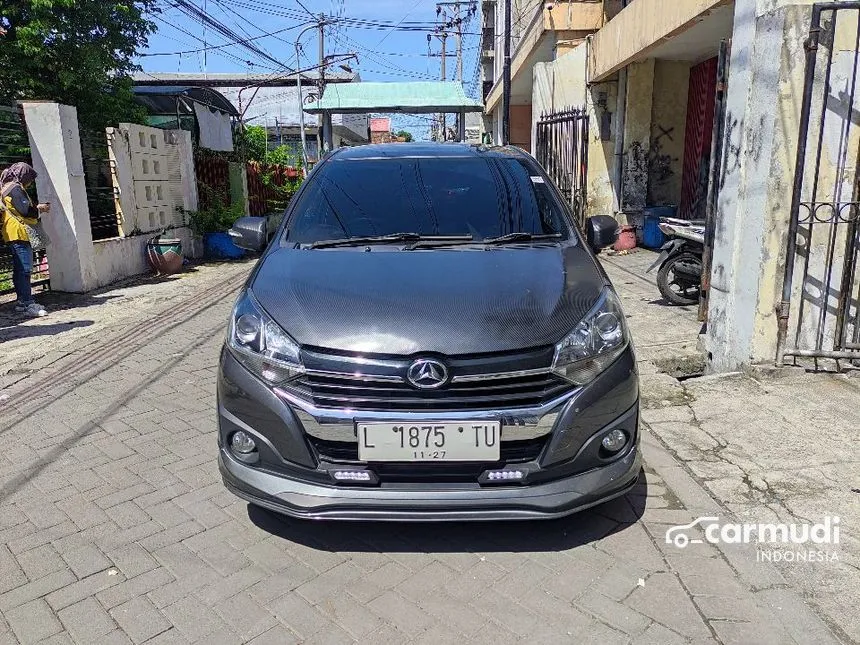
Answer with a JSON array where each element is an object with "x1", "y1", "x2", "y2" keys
[
  {"x1": 480, "y1": 468, "x2": 527, "y2": 485},
  {"x1": 330, "y1": 469, "x2": 378, "y2": 485},
  {"x1": 601, "y1": 429, "x2": 627, "y2": 453},
  {"x1": 230, "y1": 430, "x2": 257, "y2": 454}
]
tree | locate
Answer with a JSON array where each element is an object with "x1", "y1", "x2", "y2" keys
[
  {"x1": 396, "y1": 130, "x2": 414, "y2": 142},
  {"x1": 236, "y1": 124, "x2": 268, "y2": 162},
  {"x1": 0, "y1": 1, "x2": 158, "y2": 129}
]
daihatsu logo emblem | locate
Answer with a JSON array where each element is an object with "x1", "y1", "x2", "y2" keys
[{"x1": 407, "y1": 359, "x2": 448, "y2": 389}]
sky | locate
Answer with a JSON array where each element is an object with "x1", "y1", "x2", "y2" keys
[{"x1": 136, "y1": 0, "x2": 483, "y2": 140}]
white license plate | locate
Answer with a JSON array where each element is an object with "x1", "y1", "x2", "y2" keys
[{"x1": 357, "y1": 422, "x2": 501, "y2": 462}]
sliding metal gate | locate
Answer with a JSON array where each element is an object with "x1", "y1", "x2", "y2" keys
[
  {"x1": 535, "y1": 108, "x2": 589, "y2": 228},
  {"x1": 777, "y1": 2, "x2": 860, "y2": 366}
]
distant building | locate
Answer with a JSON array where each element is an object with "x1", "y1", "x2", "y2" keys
[{"x1": 370, "y1": 117, "x2": 393, "y2": 144}]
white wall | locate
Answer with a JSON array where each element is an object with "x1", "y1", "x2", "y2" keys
[
  {"x1": 22, "y1": 104, "x2": 203, "y2": 293},
  {"x1": 92, "y1": 123, "x2": 201, "y2": 289},
  {"x1": 21, "y1": 102, "x2": 98, "y2": 293}
]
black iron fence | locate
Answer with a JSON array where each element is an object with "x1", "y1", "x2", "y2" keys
[
  {"x1": 535, "y1": 107, "x2": 589, "y2": 228},
  {"x1": 80, "y1": 128, "x2": 122, "y2": 241},
  {"x1": 0, "y1": 105, "x2": 50, "y2": 297},
  {"x1": 777, "y1": 2, "x2": 860, "y2": 366}
]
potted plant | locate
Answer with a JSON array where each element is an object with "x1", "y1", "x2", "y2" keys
[
  {"x1": 186, "y1": 192, "x2": 248, "y2": 260},
  {"x1": 146, "y1": 230, "x2": 184, "y2": 274}
]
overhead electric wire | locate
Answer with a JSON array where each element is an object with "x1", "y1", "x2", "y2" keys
[
  {"x1": 170, "y1": 0, "x2": 295, "y2": 70},
  {"x1": 375, "y1": 0, "x2": 424, "y2": 47},
  {"x1": 141, "y1": 20, "x2": 311, "y2": 56},
  {"x1": 151, "y1": 12, "x2": 279, "y2": 70},
  {"x1": 331, "y1": 30, "x2": 437, "y2": 80}
]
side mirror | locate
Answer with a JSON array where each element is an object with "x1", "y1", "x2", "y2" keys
[
  {"x1": 228, "y1": 216, "x2": 267, "y2": 251},
  {"x1": 585, "y1": 215, "x2": 619, "y2": 251}
]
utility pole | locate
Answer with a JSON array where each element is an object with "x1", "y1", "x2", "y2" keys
[
  {"x1": 440, "y1": 31, "x2": 447, "y2": 141},
  {"x1": 318, "y1": 14, "x2": 326, "y2": 156},
  {"x1": 502, "y1": 0, "x2": 511, "y2": 145},
  {"x1": 455, "y1": 4, "x2": 463, "y2": 82}
]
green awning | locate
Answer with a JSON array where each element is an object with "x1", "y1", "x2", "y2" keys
[{"x1": 304, "y1": 81, "x2": 484, "y2": 114}]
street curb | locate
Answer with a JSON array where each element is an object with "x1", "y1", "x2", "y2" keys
[{"x1": 640, "y1": 424, "x2": 844, "y2": 645}]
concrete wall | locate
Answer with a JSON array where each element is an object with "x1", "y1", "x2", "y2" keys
[
  {"x1": 649, "y1": 60, "x2": 690, "y2": 206},
  {"x1": 91, "y1": 228, "x2": 198, "y2": 289},
  {"x1": 705, "y1": 0, "x2": 849, "y2": 371},
  {"x1": 621, "y1": 59, "x2": 655, "y2": 210},
  {"x1": 109, "y1": 124, "x2": 197, "y2": 235},
  {"x1": 21, "y1": 102, "x2": 98, "y2": 293},
  {"x1": 510, "y1": 105, "x2": 532, "y2": 150},
  {"x1": 532, "y1": 42, "x2": 618, "y2": 216},
  {"x1": 22, "y1": 103, "x2": 203, "y2": 293},
  {"x1": 589, "y1": 0, "x2": 730, "y2": 80},
  {"x1": 93, "y1": 124, "x2": 201, "y2": 289}
]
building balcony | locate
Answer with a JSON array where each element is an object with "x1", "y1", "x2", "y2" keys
[{"x1": 588, "y1": 0, "x2": 734, "y2": 81}]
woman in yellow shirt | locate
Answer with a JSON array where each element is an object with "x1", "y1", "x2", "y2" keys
[{"x1": 1, "y1": 162, "x2": 51, "y2": 317}]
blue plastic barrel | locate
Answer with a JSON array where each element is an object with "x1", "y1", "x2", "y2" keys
[{"x1": 642, "y1": 206, "x2": 677, "y2": 249}]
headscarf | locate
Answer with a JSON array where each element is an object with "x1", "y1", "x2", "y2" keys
[{"x1": 0, "y1": 162, "x2": 37, "y2": 187}]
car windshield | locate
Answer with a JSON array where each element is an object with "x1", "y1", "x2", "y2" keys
[{"x1": 284, "y1": 154, "x2": 572, "y2": 246}]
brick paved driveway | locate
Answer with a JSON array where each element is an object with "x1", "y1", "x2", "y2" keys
[{"x1": 0, "y1": 262, "x2": 841, "y2": 644}]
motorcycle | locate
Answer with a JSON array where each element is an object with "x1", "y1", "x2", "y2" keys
[{"x1": 645, "y1": 218, "x2": 706, "y2": 306}]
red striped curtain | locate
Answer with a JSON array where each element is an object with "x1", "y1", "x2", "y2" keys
[{"x1": 679, "y1": 57, "x2": 718, "y2": 220}]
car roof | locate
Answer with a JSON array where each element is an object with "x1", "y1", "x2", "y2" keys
[{"x1": 329, "y1": 142, "x2": 531, "y2": 161}]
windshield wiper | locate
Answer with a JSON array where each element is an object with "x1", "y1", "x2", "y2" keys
[
  {"x1": 405, "y1": 235, "x2": 475, "y2": 250},
  {"x1": 482, "y1": 232, "x2": 563, "y2": 245},
  {"x1": 309, "y1": 233, "x2": 470, "y2": 249}
]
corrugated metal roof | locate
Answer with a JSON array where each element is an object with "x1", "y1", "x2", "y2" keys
[{"x1": 304, "y1": 82, "x2": 484, "y2": 114}]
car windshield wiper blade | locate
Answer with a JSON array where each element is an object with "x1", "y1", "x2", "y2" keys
[
  {"x1": 309, "y1": 233, "x2": 428, "y2": 249},
  {"x1": 405, "y1": 235, "x2": 475, "y2": 250},
  {"x1": 482, "y1": 232, "x2": 563, "y2": 245}
]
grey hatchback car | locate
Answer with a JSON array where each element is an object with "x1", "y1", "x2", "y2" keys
[{"x1": 218, "y1": 143, "x2": 640, "y2": 520}]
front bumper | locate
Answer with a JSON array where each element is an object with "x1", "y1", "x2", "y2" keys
[
  {"x1": 218, "y1": 345, "x2": 640, "y2": 520},
  {"x1": 219, "y1": 444, "x2": 640, "y2": 521}
]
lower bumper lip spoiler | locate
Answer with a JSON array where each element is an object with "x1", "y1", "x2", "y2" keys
[{"x1": 218, "y1": 444, "x2": 641, "y2": 521}]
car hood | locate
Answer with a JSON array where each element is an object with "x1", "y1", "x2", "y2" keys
[{"x1": 251, "y1": 245, "x2": 605, "y2": 356}]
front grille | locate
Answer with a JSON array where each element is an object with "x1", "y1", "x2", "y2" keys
[
  {"x1": 308, "y1": 435, "x2": 548, "y2": 482},
  {"x1": 289, "y1": 371, "x2": 570, "y2": 411}
]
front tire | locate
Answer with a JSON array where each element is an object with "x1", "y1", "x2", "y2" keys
[{"x1": 657, "y1": 252, "x2": 702, "y2": 306}]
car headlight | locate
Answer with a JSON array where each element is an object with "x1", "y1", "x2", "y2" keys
[
  {"x1": 551, "y1": 287, "x2": 630, "y2": 385},
  {"x1": 227, "y1": 289, "x2": 304, "y2": 384}
]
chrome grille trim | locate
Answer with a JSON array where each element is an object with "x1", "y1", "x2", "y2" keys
[
  {"x1": 275, "y1": 386, "x2": 578, "y2": 443},
  {"x1": 450, "y1": 367, "x2": 552, "y2": 383},
  {"x1": 303, "y1": 369, "x2": 405, "y2": 384}
]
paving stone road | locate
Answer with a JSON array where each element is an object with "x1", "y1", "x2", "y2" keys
[{"x1": 0, "y1": 255, "x2": 844, "y2": 644}]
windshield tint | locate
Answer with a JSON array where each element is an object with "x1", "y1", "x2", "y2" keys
[{"x1": 285, "y1": 155, "x2": 571, "y2": 245}]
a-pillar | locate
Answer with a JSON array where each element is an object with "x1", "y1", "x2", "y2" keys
[
  {"x1": 21, "y1": 102, "x2": 97, "y2": 293},
  {"x1": 706, "y1": 0, "x2": 816, "y2": 372},
  {"x1": 621, "y1": 59, "x2": 655, "y2": 210}
]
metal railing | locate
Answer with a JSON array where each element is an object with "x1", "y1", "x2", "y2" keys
[
  {"x1": 0, "y1": 105, "x2": 50, "y2": 296},
  {"x1": 776, "y1": 2, "x2": 860, "y2": 366},
  {"x1": 80, "y1": 128, "x2": 122, "y2": 241},
  {"x1": 535, "y1": 107, "x2": 589, "y2": 228}
]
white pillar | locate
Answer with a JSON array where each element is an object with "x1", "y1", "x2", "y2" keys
[{"x1": 21, "y1": 102, "x2": 97, "y2": 293}]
